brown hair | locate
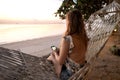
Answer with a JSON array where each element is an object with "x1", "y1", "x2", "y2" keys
[{"x1": 65, "y1": 9, "x2": 88, "y2": 49}]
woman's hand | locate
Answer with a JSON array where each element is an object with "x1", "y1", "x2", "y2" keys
[
  {"x1": 47, "y1": 51, "x2": 58, "y2": 61},
  {"x1": 47, "y1": 51, "x2": 62, "y2": 77}
]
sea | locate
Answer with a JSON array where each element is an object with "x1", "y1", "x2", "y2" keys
[{"x1": 0, "y1": 24, "x2": 65, "y2": 45}]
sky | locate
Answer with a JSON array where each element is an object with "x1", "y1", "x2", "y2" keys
[{"x1": 0, "y1": 0, "x2": 63, "y2": 23}]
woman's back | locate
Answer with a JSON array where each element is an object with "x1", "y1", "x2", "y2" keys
[{"x1": 69, "y1": 34, "x2": 87, "y2": 64}]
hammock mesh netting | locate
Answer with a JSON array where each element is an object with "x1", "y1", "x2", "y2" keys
[
  {"x1": 0, "y1": 1, "x2": 120, "y2": 80},
  {"x1": 85, "y1": 1, "x2": 120, "y2": 62},
  {"x1": 69, "y1": 1, "x2": 120, "y2": 79}
]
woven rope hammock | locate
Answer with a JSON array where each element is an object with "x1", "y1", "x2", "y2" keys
[
  {"x1": 69, "y1": 1, "x2": 120, "y2": 80},
  {"x1": 0, "y1": 1, "x2": 120, "y2": 80},
  {"x1": 85, "y1": 1, "x2": 120, "y2": 62}
]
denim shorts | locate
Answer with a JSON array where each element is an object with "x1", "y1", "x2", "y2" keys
[{"x1": 60, "y1": 58, "x2": 86, "y2": 80}]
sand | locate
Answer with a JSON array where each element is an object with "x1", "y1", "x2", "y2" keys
[
  {"x1": 86, "y1": 35, "x2": 120, "y2": 80},
  {"x1": 0, "y1": 35, "x2": 62, "y2": 57}
]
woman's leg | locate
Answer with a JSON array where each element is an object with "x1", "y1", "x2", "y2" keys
[{"x1": 47, "y1": 53, "x2": 62, "y2": 77}]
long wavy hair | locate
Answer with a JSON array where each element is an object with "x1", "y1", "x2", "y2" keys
[{"x1": 65, "y1": 9, "x2": 88, "y2": 49}]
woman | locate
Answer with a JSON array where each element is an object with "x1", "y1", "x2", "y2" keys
[{"x1": 47, "y1": 9, "x2": 88, "y2": 79}]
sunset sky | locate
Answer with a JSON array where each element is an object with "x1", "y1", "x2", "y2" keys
[{"x1": 0, "y1": 0, "x2": 63, "y2": 23}]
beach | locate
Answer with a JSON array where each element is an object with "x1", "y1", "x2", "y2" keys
[
  {"x1": 0, "y1": 24, "x2": 65, "y2": 56},
  {"x1": 0, "y1": 32, "x2": 120, "y2": 80},
  {"x1": 0, "y1": 24, "x2": 120, "y2": 80},
  {"x1": 0, "y1": 35, "x2": 62, "y2": 57}
]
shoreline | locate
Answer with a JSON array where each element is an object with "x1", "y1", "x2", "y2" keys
[
  {"x1": 0, "y1": 34, "x2": 62, "y2": 45},
  {"x1": 0, "y1": 24, "x2": 65, "y2": 45},
  {"x1": 0, "y1": 35, "x2": 62, "y2": 57},
  {"x1": 0, "y1": 34, "x2": 119, "y2": 80}
]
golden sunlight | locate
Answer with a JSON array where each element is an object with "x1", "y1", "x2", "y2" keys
[{"x1": 0, "y1": 0, "x2": 62, "y2": 20}]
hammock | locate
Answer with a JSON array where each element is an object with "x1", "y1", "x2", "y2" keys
[
  {"x1": 69, "y1": 1, "x2": 120, "y2": 80},
  {"x1": 0, "y1": 1, "x2": 120, "y2": 80},
  {"x1": 85, "y1": 0, "x2": 120, "y2": 62},
  {"x1": 0, "y1": 47, "x2": 27, "y2": 80}
]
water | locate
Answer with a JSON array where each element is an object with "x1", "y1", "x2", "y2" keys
[{"x1": 0, "y1": 24, "x2": 65, "y2": 44}]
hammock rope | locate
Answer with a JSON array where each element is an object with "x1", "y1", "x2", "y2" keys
[
  {"x1": 69, "y1": 1, "x2": 120, "y2": 80},
  {"x1": 86, "y1": 0, "x2": 120, "y2": 62}
]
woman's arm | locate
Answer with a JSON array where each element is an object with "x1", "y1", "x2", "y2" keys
[
  {"x1": 47, "y1": 37, "x2": 70, "y2": 76},
  {"x1": 54, "y1": 37, "x2": 70, "y2": 65}
]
